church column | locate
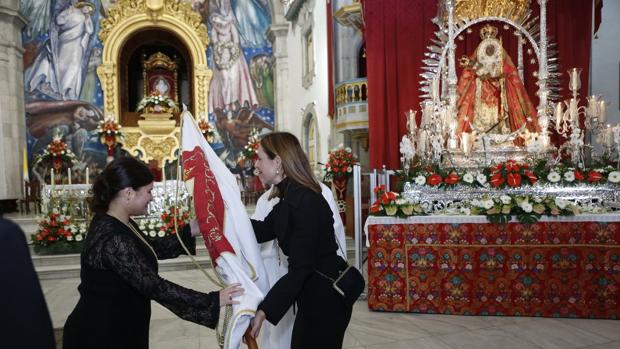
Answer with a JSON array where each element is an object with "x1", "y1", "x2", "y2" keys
[
  {"x1": 267, "y1": 23, "x2": 290, "y2": 131},
  {"x1": 0, "y1": 0, "x2": 26, "y2": 206}
]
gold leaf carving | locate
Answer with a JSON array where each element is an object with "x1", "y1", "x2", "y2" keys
[{"x1": 454, "y1": 0, "x2": 531, "y2": 23}]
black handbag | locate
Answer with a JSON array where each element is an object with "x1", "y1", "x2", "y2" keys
[
  {"x1": 316, "y1": 236, "x2": 366, "y2": 307},
  {"x1": 332, "y1": 264, "x2": 365, "y2": 307}
]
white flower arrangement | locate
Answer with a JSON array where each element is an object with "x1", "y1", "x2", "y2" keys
[
  {"x1": 462, "y1": 172, "x2": 474, "y2": 184},
  {"x1": 136, "y1": 94, "x2": 178, "y2": 113},
  {"x1": 563, "y1": 171, "x2": 575, "y2": 182},
  {"x1": 547, "y1": 171, "x2": 561, "y2": 183},
  {"x1": 608, "y1": 171, "x2": 620, "y2": 183},
  {"x1": 414, "y1": 175, "x2": 426, "y2": 186},
  {"x1": 500, "y1": 195, "x2": 512, "y2": 205}
]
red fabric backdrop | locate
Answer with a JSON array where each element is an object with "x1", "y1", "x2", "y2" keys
[{"x1": 364, "y1": 0, "x2": 598, "y2": 170}]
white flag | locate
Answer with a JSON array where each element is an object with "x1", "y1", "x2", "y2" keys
[{"x1": 181, "y1": 109, "x2": 269, "y2": 349}]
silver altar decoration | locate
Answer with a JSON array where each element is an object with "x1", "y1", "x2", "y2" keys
[
  {"x1": 410, "y1": 0, "x2": 564, "y2": 169},
  {"x1": 402, "y1": 182, "x2": 620, "y2": 215},
  {"x1": 553, "y1": 68, "x2": 611, "y2": 167},
  {"x1": 41, "y1": 181, "x2": 190, "y2": 221}
]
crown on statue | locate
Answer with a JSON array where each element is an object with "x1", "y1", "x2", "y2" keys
[{"x1": 480, "y1": 25, "x2": 499, "y2": 40}]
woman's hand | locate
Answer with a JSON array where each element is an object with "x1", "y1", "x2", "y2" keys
[
  {"x1": 219, "y1": 283, "x2": 244, "y2": 307},
  {"x1": 250, "y1": 309, "x2": 266, "y2": 339},
  {"x1": 189, "y1": 218, "x2": 201, "y2": 237}
]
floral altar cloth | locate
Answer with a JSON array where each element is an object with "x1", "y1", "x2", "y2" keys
[{"x1": 365, "y1": 215, "x2": 620, "y2": 319}]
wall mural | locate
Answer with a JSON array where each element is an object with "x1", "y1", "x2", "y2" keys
[
  {"x1": 21, "y1": 0, "x2": 275, "y2": 184},
  {"x1": 196, "y1": 0, "x2": 275, "y2": 174},
  {"x1": 21, "y1": 0, "x2": 106, "y2": 184}
]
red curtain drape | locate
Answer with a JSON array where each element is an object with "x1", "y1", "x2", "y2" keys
[
  {"x1": 364, "y1": 0, "x2": 597, "y2": 170},
  {"x1": 364, "y1": 0, "x2": 437, "y2": 169}
]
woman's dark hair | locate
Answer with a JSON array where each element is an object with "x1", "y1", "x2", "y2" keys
[{"x1": 89, "y1": 156, "x2": 154, "y2": 213}]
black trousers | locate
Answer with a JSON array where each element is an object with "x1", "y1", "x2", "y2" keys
[{"x1": 291, "y1": 274, "x2": 353, "y2": 349}]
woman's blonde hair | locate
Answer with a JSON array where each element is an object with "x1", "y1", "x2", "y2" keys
[{"x1": 260, "y1": 132, "x2": 320, "y2": 198}]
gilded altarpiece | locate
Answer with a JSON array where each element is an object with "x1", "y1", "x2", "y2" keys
[{"x1": 97, "y1": 0, "x2": 211, "y2": 166}]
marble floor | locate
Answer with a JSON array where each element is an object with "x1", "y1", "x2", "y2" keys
[{"x1": 41, "y1": 269, "x2": 620, "y2": 349}]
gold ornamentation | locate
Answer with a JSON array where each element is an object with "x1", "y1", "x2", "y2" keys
[
  {"x1": 454, "y1": 0, "x2": 531, "y2": 23},
  {"x1": 98, "y1": 0, "x2": 211, "y2": 120},
  {"x1": 140, "y1": 135, "x2": 179, "y2": 165},
  {"x1": 120, "y1": 128, "x2": 180, "y2": 166},
  {"x1": 123, "y1": 131, "x2": 141, "y2": 149},
  {"x1": 480, "y1": 24, "x2": 499, "y2": 39},
  {"x1": 143, "y1": 52, "x2": 178, "y2": 71}
]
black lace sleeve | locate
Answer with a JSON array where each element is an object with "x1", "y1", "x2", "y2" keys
[
  {"x1": 101, "y1": 233, "x2": 220, "y2": 328},
  {"x1": 148, "y1": 224, "x2": 196, "y2": 260}
]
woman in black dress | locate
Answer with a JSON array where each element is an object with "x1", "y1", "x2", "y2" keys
[
  {"x1": 63, "y1": 157, "x2": 243, "y2": 349},
  {"x1": 248, "y1": 132, "x2": 353, "y2": 349}
]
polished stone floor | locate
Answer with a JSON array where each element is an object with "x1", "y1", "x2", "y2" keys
[{"x1": 41, "y1": 269, "x2": 620, "y2": 349}]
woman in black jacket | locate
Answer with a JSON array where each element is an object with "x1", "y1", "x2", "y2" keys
[
  {"x1": 249, "y1": 132, "x2": 353, "y2": 349},
  {"x1": 62, "y1": 156, "x2": 243, "y2": 349}
]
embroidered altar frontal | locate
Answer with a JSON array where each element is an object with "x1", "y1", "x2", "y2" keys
[{"x1": 366, "y1": 215, "x2": 620, "y2": 319}]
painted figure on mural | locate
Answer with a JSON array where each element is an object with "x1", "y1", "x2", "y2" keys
[
  {"x1": 24, "y1": 0, "x2": 95, "y2": 100},
  {"x1": 250, "y1": 54, "x2": 274, "y2": 109},
  {"x1": 27, "y1": 99, "x2": 102, "y2": 162},
  {"x1": 19, "y1": 0, "x2": 52, "y2": 39},
  {"x1": 456, "y1": 25, "x2": 539, "y2": 144},
  {"x1": 230, "y1": 0, "x2": 271, "y2": 48},
  {"x1": 208, "y1": 12, "x2": 259, "y2": 114}
]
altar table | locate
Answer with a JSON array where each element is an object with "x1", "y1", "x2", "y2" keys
[{"x1": 365, "y1": 215, "x2": 620, "y2": 319}]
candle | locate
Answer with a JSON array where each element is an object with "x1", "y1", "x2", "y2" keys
[
  {"x1": 51, "y1": 168, "x2": 55, "y2": 186},
  {"x1": 407, "y1": 110, "x2": 416, "y2": 134},
  {"x1": 85, "y1": 167, "x2": 90, "y2": 185},
  {"x1": 418, "y1": 130, "x2": 426, "y2": 155},
  {"x1": 68, "y1": 168, "x2": 72, "y2": 185},
  {"x1": 599, "y1": 100, "x2": 607, "y2": 124},
  {"x1": 162, "y1": 166, "x2": 167, "y2": 202},
  {"x1": 555, "y1": 102, "x2": 563, "y2": 130},
  {"x1": 461, "y1": 132, "x2": 471, "y2": 154},
  {"x1": 569, "y1": 98, "x2": 579, "y2": 123},
  {"x1": 606, "y1": 125, "x2": 613, "y2": 147},
  {"x1": 568, "y1": 68, "x2": 582, "y2": 92}
]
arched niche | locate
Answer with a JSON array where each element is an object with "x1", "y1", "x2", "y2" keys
[
  {"x1": 96, "y1": 0, "x2": 211, "y2": 166},
  {"x1": 301, "y1": 102, "x2": 320, "y2": 173},
  {"x1": 119, "y1": 29, "x2": 193, "y2": 127}
]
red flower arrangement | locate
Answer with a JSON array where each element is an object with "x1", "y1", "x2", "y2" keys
[
  {"x1": 197, "y1": 113, "x2": 215, "y2": 143},
  {"x1": 160, "y1": 206, "x2": 191, "y2": 236},
  {"x1": 587, "y1": 170, "x2": 603, "y2": 183},
  {"x1": 97, "y1": 117, "x2": 123, "y2": 156},
  {"x1": 324, "y1": 145, "x2": 358, "y2": 181},
  {"x1": 426, "y1": 173, "x2": 443, "y2": 186},
  {"x1": 444, "y1": 172, "x2": 460, "y2": 185},
  {"x1": 31, "y1": 207, "x2": 87, "y2": 254},
  {"x1": 239, "y1": 129, "x2": 261, "y2": 165},
  {"x1": 485, "y1": 160, "x2": 537, "y2": 189},
  {"x1": 34, "y1": 130, "x2": 77, "y2": 171},
  {"x1": 370, "y1": 185, "x2": 399, "y2": 215}
]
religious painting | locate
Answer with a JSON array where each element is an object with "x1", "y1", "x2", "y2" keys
[
  {"x1": 20, "y1": 0, "x2": 275, "y2": 185},
  {"x1": 20, "y1": 0, "x2": 108, "y2": 184},
  {"x1": 195, "y1": 0, "x2": 275, "y2": 172}
]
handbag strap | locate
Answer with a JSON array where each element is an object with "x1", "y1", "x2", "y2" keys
[{"x1": 334, "y1": 231, "x2": 348, "y2": 265}]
